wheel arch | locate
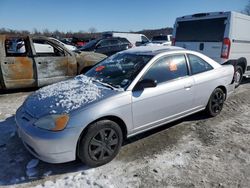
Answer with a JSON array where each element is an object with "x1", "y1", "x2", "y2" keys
[
  {"x1": 237, "y1": 57, "x2": 247, "y2": 73},
  {"x1": 76, "y1": 115, "x2": 128, "y2": 158}
]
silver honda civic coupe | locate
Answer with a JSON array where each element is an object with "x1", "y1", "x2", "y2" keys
[{"x1": 16, "y1": 46, "x2": 235, "y2": 167}]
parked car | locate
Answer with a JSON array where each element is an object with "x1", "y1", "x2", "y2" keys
[
  {"x1": 151, "y1": 35, "x2": 172, "y2": 45},
  {"x1": 0, "y1": 35, "x2": 106, "y2": 90},
  {"x1": 49, "y1": 37, "x2": 77, "y2": 51},
  {"x1": 16, "y1": 46, "x2": 235, "y2": 167},
  {"x1": 102, "y1": 32, "x2": 150, "y2": 47},
  {"x1": 172, "y1": 11, "x2": 250, "y2": 87},
  {"x1": 75, "y1": 37, "x2": 132, "y2": 56}
]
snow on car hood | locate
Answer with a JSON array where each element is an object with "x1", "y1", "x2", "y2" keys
[{"x1": 23, "y1": 75, "x2": 120, "y2": 118}]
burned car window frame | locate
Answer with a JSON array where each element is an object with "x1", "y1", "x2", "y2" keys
[
  {"x1": 5, "y1": 37, "x2": 29, "y2": 57},
  {"x1": 32, "y1": 39, "x2": 66, "y2": 57}
]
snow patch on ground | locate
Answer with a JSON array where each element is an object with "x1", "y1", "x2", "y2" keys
[{"x1": 36, "y1": 75, "x2": 102, "y2": 113}]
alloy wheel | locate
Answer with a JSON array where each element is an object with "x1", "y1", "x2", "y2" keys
[{"x1": 88, "y1": 128, "x2": 119, "y2": 161}]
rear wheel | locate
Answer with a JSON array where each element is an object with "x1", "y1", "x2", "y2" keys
[
  {"x1": 205, "y1": 88, "x2": 225, "y2": 117},
  {"x1": 78, "y1": 120, "x2": 123, "y2": 167},
  {"x1": 234, "y1": 66, "x2": 243, "y2": 88}
]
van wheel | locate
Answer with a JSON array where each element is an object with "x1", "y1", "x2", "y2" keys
[
  {"x1": 205, "y1": 88, "x2": 225, "y2": 117},
  {"x1": 78, "y1": 120, "x2": 123, "y2": 167},
  {"x1": 234, "y1": 66, "x2": 243, "y2": 88}
]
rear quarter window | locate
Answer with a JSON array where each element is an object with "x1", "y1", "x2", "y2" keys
[
  {"x1": 188, "y1": 54, "x2": 213, "y2": 75},
  {"x1": 176, "y1": 18, "x2": 227, "y2": 42}
]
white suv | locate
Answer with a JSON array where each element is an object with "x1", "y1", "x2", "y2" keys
[{"x1": 172, "y1": 11, "x2": 250, "y2": 87}]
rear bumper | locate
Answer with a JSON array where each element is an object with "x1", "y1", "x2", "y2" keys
[{"x1": 16, "y1": 107, "x2": 80, "y2": 163}]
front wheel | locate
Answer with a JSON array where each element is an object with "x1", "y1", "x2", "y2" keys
[
  {"x1": 234, "y1": 66, "x2": 243, "y2": 88},
  {"x1": 78, "y1": 120, "x2": 123, "y2": 167},
  {"x1": 205, "y1": 88, "x2": 225, "y2": 117}
]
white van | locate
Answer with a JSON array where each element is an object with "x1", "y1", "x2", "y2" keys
[
  {"x1": 102, "y1": 32, "x2": 150, "y2": 47},
  {"x1": 172, "y1": 11, "x2": 250, "y2": 87}
]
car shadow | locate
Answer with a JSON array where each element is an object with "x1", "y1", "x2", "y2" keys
[
  {"x1": 241, "y1": 77, "x2": 250, "y2": 85},
  {"x1": 0, "y1": 111, "x2": 209, "y2": 186}
]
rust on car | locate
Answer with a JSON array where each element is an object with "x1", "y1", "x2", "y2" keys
[{"x1": 0, "y1": 35, "x2": 107, "y2": 90}]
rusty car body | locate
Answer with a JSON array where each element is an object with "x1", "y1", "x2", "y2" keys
[{"x1": 0, "y1": 35, "x2": 107, "y2": 89}]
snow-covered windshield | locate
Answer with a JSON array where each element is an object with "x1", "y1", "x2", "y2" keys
[{"x1": 86, "y1": 53, "x2": 153, "y2": 89}]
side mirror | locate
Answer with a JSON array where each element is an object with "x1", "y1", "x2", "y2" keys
[{"x1": 133, "y1": 79, "x2": 157, "y2": 91}]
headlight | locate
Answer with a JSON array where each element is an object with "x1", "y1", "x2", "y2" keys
[{"x1": 34, "y1": 114, "x2": 69, "y2": 131}]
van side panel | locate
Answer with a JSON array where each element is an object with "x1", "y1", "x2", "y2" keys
[{"x1": 230, "y1": 13, "x2": 250, "y2": 75}]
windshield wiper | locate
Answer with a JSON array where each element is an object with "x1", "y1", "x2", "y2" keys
[{"x1": 92, "y1": 79, "x2": 117, "y2": 90}]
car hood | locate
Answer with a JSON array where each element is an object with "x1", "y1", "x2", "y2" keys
[{"x1": 23, "y1": 75, "x2": 122, "y2": 119}]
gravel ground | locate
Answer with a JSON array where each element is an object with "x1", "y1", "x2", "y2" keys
[{"x1": 0, "y1": 80, "x2": 250, "y2": 188}]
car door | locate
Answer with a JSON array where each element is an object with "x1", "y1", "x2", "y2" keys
[
  {"x1": 31, "y1": 38, "x2": 70, "y2": 87},
  {"x1": 0, "y1": 36, "x2": 36, "y2": 89},
  {"x1": 95, "y1": 39, "x2": 112, "y2": 55},
  {"x1": 132, "y1": 54, "x2": 195, "y2": 131}
]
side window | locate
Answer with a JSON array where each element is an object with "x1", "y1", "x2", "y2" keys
[
  {"x1": 97, "y1": 39, "x2": 111, "y2": 48},
  {"x1": 141, "y1": 36, "x2": 149, "y2": 43},
  {"x1": 143, "y1": 55, "x2": 188, "y2": 84},
  {"x1": 188, "y1": 54, "x2": 213, "y2": 75},
  {"x1": 5, "y1": 37, "x2": 27, "y2": 56},
  {"x1": 109, "y1": 39, "x2": 120, "y2": 45},
  {"x1": 33, "y1": 39, "x2": 65, "y2": 57}
]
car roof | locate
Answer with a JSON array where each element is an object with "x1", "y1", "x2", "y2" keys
[{"x1": 123, "y1": 46, "x2": 184, "y2": 56}]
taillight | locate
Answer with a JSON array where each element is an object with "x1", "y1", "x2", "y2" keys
[
  {"x1": 221, "y1": 38, "x2": 231, "y2": 59},
  {"x1": 171, "y1": 38, "x2": 176, "y2": 46}
]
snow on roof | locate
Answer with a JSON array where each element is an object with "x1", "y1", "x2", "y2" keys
[{"x1": 37, "y1": 75, "x2": 102, "y2": 113}]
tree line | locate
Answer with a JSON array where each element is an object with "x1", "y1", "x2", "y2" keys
[{"x1": 0, "y1": 27, "x2": 173, "y2": 40}]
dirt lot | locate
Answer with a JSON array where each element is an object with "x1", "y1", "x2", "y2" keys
[{"x1": 0, "y1": 80, "x2": 250, "y2": 188}]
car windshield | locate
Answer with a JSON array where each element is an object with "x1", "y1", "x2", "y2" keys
[{"x1": 86, "y1": 53, "x2": 153, "y2": 89}]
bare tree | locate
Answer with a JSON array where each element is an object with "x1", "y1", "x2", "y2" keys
[
  {"x1": 243, "y1": 0, "x2": 250, "y2": 15},
  {"x1": 88, "y1": 27, "x2": 97, "y2": 33}
]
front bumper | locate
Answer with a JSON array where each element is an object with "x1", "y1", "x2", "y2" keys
[{"x1": 15, "y1": 107, "x2": 80, "y2": 163}]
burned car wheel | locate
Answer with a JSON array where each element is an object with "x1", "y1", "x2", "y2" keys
[
  {"x1": 205, "y1": 88, "x2": 225, "y2": 117},
  {"x1": 78, "y1": 120, "x2": 123, "y2": 167}
]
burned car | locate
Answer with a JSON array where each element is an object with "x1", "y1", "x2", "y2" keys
[{"x1": 0, "y1": 35, "x2": 107, "y2": 89}]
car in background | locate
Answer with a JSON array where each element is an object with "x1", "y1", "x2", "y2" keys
[
  {"x1": 172, "y1": 11, "x2": 250, "y2": 87},
  {"x1": 102, "y1": 32, "x2": 150, "y2": 47},
  {"x1": 49, "y1": 37, "x2": 77, "y2": 51},
  {"x1": 0, "y1": 35, "x2": 106, "y2": 90},
  {"x1": 16, "y1": 46, "x2": 235, "y2": 167},
  {"x1": 75, "y1": 37, "x2": 132, "y2": 56},
  {"x1": 151, "y1": 35, "x2": 172, "y2": 45}
]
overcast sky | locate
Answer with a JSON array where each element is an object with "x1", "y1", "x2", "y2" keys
[{"x1": 0, "y1": 0, "x2": 248, "y2": 32}]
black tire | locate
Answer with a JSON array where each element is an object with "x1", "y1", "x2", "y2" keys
[
  {"x1": 78, "y1": 120, "x2": 123, "y2": 167},
  {"x1": 234, "y1": 66, "x2": 243, "y2": 88},
  {"x1": 205, "y1": 88, "x2": 225, "y2": 117}
]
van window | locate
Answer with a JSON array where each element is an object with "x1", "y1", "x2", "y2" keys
[
  {"x1": 143, "y1": 55, "x2": 188, "y2": 84},
  {"x1": 176, "y1": 18, "x2": 226, "y2": 42},
  {"x1": 188, "y1": 54, "x2": 213, "y2": 75}
]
